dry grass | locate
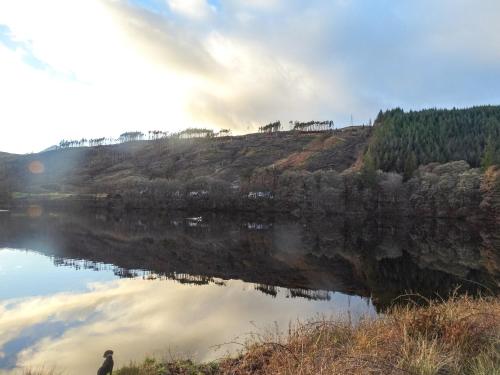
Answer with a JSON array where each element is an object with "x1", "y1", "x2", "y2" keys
[
  {"x1": 274, "y1": 135, "x2": 342, "y2": 169},
  {"x1": 25, "y1": 296, "x2": 500, "y2": 375},
  {"x1": 219, "y1": 295, "x2": 499, "y2": 375}
]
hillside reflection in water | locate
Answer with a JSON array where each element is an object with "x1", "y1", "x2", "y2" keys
[{"x1": 0, "y1": 209, "x2": 498, "y2": 374}]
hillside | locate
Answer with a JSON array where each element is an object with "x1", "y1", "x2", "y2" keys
[
  {"x1": 1, "y1": 106, "x2": 500, "y2": 220},
  {"x1": 0, "y1": 127, "x2": 371, "y2": 195}
]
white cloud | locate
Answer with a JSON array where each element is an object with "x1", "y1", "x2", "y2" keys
[
  {"x1": 167, "y1": 0, "x2": 215, "y2": 19},
  {"x1": 0, "y1": 0, "x2": 354, "y2": 153},
  {"x1": 224, "y1": 0, "x2": 284, "y2": 11},
  {"x1": 0, "y1": 0, "x2": 198, "y2": 153}
]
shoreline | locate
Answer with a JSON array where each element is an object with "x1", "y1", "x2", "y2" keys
[{"x1": 90, "y1": 296, "x2": 499, "y2": 375}]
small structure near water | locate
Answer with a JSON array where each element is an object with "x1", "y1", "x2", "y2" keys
[
  {"x1": 247, "y1": 191, "x2": 274, "y2": 199},
  {"x1": 188, "y1": 190, "x2": 209, "y2": 198}
]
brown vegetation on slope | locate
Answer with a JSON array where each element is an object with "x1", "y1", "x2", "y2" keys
[
  {"x1": 273, "y1": 134, "x2": 344, "y2": 169},
  {"x1": 0, "y1": 128, "x2": 371, "y2": 197},
  {"x1": 480, "y1": 166, "x2": 500, "y2": 224}
]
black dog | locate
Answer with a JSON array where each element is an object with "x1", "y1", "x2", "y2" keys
[{"x1": 97, "y1": 350, "x2": 114, "y2": 375}]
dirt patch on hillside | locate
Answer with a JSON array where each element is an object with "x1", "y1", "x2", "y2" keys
[{"x1": 274, "y1": 135, "x2": 344, "y2": 169}]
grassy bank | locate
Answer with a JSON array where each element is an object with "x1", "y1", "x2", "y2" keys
[
  {"x1": 106, "y1": 296, "x2": 499, "y2": 375},
  {"x1": 21, "y1": 296, "x2": 499, "y2": 375}
]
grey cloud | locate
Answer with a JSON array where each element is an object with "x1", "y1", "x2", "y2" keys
[
  {"x1": 99, "y1": 0, "x2": 356, "y2": 130},
  {"x1": 104, "y1": 0, "x2": 500, "y2": 129},
  {"x1": 102, "y1": 0, "x2": 222, "y2": 79}
]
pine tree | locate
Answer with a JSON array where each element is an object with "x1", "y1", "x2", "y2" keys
[
  {"x1": 403, "y1": 152, "x2": 417, "y2": 181},
  {"x1": 361, "y1": 152, "x2": 377, "y2": 187},
  {"x1": 481, "y1": 136, "x2": 497, "y2": 170}
]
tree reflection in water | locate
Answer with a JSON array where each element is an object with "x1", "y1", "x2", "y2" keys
[{"x1": 0, "y1": 209, "x2": 497, "y2": 310}]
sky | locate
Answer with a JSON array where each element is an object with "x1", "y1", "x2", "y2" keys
[{"x1": 0, "y1": 0, "x2": 499, "y2": 154}]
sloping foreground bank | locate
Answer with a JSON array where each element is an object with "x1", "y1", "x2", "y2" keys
[{"x1": 23, "y1": 296, "x2": 497, "y2": 375}]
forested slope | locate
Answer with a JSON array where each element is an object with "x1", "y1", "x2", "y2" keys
[
  {"x1": 1, "y1": 106, "x2": 500, "y2": 220},
  {"x1": 367, "y1": 106, "x2": 500, "y2": 177}
]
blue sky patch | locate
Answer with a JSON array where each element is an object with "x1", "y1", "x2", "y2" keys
[
  {"x1": 0, "y1": 320, "x2": 86, "y2": 370},
  {"x1": 0, "y1": 24, "x2": 49, "y2": 71}
]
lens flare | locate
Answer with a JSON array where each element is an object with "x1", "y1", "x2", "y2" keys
[
  {"x1": 28, "y1": 160, "x2": 45, "y2": 174},
  {"x1": 27, "y1": 205, "x2": 43, "y2": 218}
]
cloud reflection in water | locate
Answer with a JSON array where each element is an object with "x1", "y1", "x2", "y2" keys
[{"x1": 0, "y1": 251, "x2": 374, "y2": 375}]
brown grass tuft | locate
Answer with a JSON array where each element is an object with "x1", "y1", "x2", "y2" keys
[{"x1": 220, "y1": 295, "x2": 500, "y2": 375}]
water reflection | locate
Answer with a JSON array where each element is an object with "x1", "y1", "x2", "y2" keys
[
  {"x1": 0, "y1": 250, "x2": 372, "y2": 375},
  {"x1": 0, "y1": 209, "x2": 499, "y2": 374},
  {"x1": 0, "y1": 210, "x2": 497, "y2": 308}
]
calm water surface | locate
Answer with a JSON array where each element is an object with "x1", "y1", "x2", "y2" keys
[{"x1": 0, "y1": 209, "x2": 498, "y2": 374}]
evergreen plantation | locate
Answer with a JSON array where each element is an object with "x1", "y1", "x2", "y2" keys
[{"x1": 367, "y1": 106, "x2": 500, "y2": 177}]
